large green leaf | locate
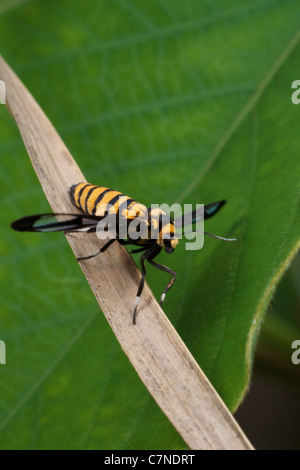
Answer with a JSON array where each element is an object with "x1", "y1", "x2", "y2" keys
[
  {"x1": 255, "y1": 251, "x2": 300, "y2": 389},
  {"x1": 1, "y1": 0, "x2": 300, "y2": 449}
]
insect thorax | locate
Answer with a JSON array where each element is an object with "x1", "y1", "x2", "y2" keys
[{"x1": 128, "y1": 208, "x2": 178, "y2": 249}]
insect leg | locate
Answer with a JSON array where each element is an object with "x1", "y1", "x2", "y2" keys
[
  {"x1": 132, "y1": 245, "x2": 160, "y2": 324},
  {"x1": 118, "y1": 240, "x2": 134, "y2": 246},
  {"x1": 147, "y1": 258, "x2": 177, "y2": 307},
  {"x1": 133, "y1": 249, "x2": 152, "y2": 324},
  {"x1": 76, "y1": 238, "x2": 116, "y2": 261},
  {"x1": 118, "y1": 240, "x2": 146, "y2": 253},
  {"x1": 128, "y1": 247, "x2": 146, "y2": 254}
]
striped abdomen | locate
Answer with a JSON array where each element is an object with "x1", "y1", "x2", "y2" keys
[{"x1": 69, "y1": 182, "x2": 147, "y2": 219}]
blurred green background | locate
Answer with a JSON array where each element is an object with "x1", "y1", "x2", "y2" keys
[{"x1": 0, "y1": 0, "x2": 300, "y2": 449}]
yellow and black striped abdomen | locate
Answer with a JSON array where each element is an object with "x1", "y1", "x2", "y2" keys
[{"x1": 70, "y1": 182, "x2": 147, "y2": 219}]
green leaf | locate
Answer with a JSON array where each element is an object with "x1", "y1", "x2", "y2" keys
[
  {"x1": 1, "y1": 0, "x2": 300, "y2": 449},
  {"x1": 254, "y1": 251, "x2": 300, "y2": 389}
]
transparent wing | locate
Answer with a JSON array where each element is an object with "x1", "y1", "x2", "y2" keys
[
  {"x1": 174, "y1": 200, "x2": 226, "y2": 228},
  {"x1": 11, "y1": 213, "x2": 102, "y2": 233}
]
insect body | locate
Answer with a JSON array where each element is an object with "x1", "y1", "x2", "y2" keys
[
  {"x1": 71, "y1": 182, "x2": 179, "y2": 246},
  {"x1": 11, "y1": 182, "x2": 233, "y2": 323}
]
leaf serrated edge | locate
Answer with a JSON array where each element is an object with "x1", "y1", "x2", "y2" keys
[{"x1": 235, "y1": 239, "x2": 300, "y2": 411}]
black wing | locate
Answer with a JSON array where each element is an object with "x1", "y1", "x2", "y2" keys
[
  {"x1": 11, "y1": 213, "x2": 102, "y2": 233},
  {"x1": 174, "y1": 200, "x2": 226, "y2": 228}
]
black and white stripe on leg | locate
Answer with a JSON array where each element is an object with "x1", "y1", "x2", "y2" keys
[{"x1": 147, "y1": 258, "x2": 176, "y2": 307}]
